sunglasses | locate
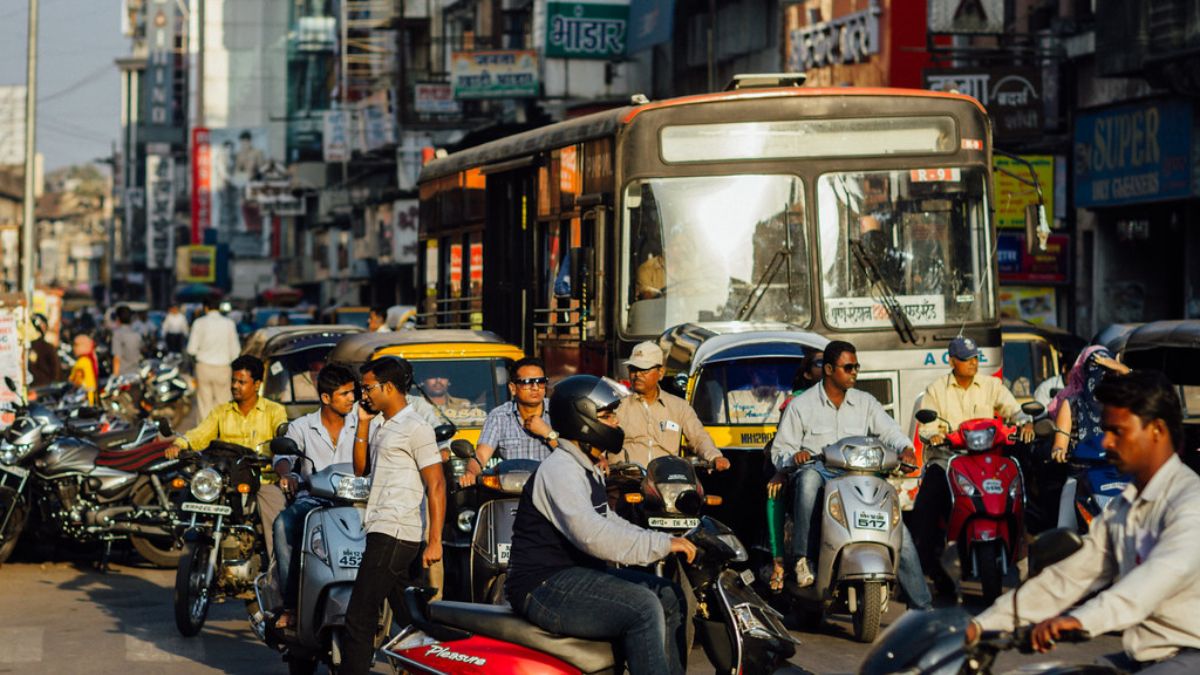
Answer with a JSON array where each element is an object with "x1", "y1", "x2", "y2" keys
[
  {"x1": 829, "y1": 363, "x2": 861, "y2": 373},
  {"x1": 513, "y1": 377, "x2": 549, "y2": 389}
]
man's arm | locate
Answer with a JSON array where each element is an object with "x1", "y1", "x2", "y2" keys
[
  {"x1": 186, "y1": 319, "x2": 201, "y2": 357},
  {"x1": 770, "y1": 401, "x2": 805, "y2": 469},
  {"x1": 678, "y1": 399, "x2": 723, "y2": 463},
  {"x1": 174, "y1": 410, "x2": 220, "y2": 454},
  {"x1": 226, "y1": 322, "x2": 241, "y2": 362},
  {"x1": 918, "y1": 383, "x2": 947, "y2": 438},
  {"x1": 419, "y1": 463, "x2": 445, "y2": 566},
  {"x1": 866, "y1": 395, "x2": 915, "y2": 455}
]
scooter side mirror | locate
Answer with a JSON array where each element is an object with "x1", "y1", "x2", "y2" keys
[
  {"x1": 3, "y1": 375, "x2": 16, "y2": 392},
  {"x1": 434, "y1": 423, "x2": 457, "y2": 443},
  {"x1": 449, "y1": 439, "x2": 474, "y2": 459},
  {"x1": 1028, "y1": 528, "x2": 1084, "y2": 576},
  {"x1": 1021, "y1": 401, "x2": 1046, "y2": 418},
  {"x1": 914, "y1": 409, "x2": 939, "y2": 425},
  {"x1": 156, "y1": 418, "x2": 173, "y2": 437},
  {"x1": 1033, "y1": 418, "x2": 1058, "y2": 439},
  {"x1": 271, "y1": 436, "x2": 302, "y2": 458},
  {"x1": 275, "y1": 422, "x2": 290, "y2": 438}
]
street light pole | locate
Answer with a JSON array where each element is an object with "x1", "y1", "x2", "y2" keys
[{"x1": 21, "y1": 0, "x2": 39, "y2": 314}]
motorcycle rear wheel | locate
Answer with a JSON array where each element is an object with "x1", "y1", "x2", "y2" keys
[
  {"x1": 130, "y1": 484, "x2": 184, "y2": 568},
  {"x1": 0, "y1": 490, "x2": 29, "y2": 566},
  {"x1": 174, "y1": 542, "x2": 212, "y2": 636},
  {"x1": 852, "y1": 582, "x2": 883, "y2": 643}
]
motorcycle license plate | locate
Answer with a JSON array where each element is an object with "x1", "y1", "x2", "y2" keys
[
  {"x1": 337, "y1": 548, "x2": 363, "y2": 569},
  {"x1": 0, "y1": 463, "x2": 29, "y2": 479},
  {"x1": 647, "y1": 517, "x2": 700, "y2": 529},
  {"x1": 982, "y1": 478, "x2": 1004, "y2": 495},
  {"x1": 854, "y1": 510, "x2": 888, "y2": 531},
  {"x1": 497, "y1": 543, "x2": 511, "y2": 564},
  {"x1": 180, "y1": 502, "x2": 232, "y2": 516}
]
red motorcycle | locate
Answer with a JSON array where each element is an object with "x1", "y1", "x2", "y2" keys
[{"x1": 917, "y1": 411, "x2": 1027, "y2": 604}]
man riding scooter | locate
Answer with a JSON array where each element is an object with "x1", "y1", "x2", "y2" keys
[
  {"x1": 769, "y1": 340, "x2": 931, "y2": 610},
  {"x1": 506, "y1": 375, "x2": 697, "y2": 675}
]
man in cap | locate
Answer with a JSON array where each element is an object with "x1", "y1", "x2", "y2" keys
[
  {"x1": 911, "y1": 336, "x2": 1032, "y2": 596},
  {"x1": 613, "y1": 341, "x2": 730, "y2": 471}
]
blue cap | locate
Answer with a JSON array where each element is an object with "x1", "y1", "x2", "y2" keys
[{"x1": 949, "y1": 337, "x2": 979, "y2": 360}]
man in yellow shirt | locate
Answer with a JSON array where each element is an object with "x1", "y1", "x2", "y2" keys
[
  {"x1": 68, "y1": 333, "x2": 100, "y2": 405},
  {"x1": 166, "y1": 355, "x2": 289, "y2": 553}
]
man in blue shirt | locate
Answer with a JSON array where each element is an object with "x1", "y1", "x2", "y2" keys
[{"x1": 459, "y1": 357, "x2": 558, "y2": 487}]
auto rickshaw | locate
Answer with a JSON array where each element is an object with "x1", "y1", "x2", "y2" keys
[
  {"x1": 1000, "y1": 319, "x2": 1086, "y2": 403},
  {"x1": 241, "y1": 325, "x2": 365, "y2": 420},
  {"x1": 1117, "y1": 320, "x2": 1200, "y2": 471}
]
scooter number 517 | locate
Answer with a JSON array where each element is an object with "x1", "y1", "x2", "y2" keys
[{"x1": 854, "y1": 510, "x2": 888, "y2": 531}]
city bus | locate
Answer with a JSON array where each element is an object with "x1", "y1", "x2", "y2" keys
[{"x1": 416, "y1": 77, "x2": 1003, "y2": 432}]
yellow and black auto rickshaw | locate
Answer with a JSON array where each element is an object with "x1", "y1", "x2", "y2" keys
[{"x1": 241, "y1": 325, "x2": 366, "y2": 420}]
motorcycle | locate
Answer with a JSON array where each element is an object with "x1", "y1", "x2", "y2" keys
[
  {"x1": 787, "y1": 436, "x2": 910, "y2": 643},
  {"x1": 172, "y1": 436, "x2": 273, "y2": 636},
  {"x1": 0, "y1": 382, "x2": 184, "y2": 568},
  {"x1": 916, "y1": 404, "x2": 1042, "y2": 604},
  {"x1": 102, "y1": 358, "x2": 194, "y2": 428},
  {"x1": 1055, "y1": 433, "x2": 1129, "y2": 535},
  {"x1": 383, "y1": 516, "x2": 805, "y2": 674},
  {"x1": 860, "y1": 528, "x2": 1113, "y2": 675},
  {"x1": 251, "y1": 437, "x2": 389, "y2": 675}
]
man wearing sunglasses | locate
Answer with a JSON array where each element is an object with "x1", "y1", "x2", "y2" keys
[
  {"x1": 769, "y1": 341, "x2": 930, "y2": 609},
  {"x1": 614, "y1": 341, "x2": 730, "y2": 471},
  {"x1": 460, "y1": 357, "x2": 557, "y2": 487}
]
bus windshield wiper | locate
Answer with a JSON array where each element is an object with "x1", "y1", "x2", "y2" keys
[
  {"x1": 850, "y1": 239, "x2": 917, "y2": 344},
  {"x1": 737, "y1": 207, "x2": 794, "y2": 322}
]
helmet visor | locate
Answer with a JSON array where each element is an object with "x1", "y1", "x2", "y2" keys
[{"x1": 587, "y1": 377, "x2": 630, "y2": 414}]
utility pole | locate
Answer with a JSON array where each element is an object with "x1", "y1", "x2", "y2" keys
[{"x1": 21, "y1": 0, "x2": 39, "y2": 315}]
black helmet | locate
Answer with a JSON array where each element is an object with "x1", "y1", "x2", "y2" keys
[{"x1": 549, "y1": 375, "x2": 626, "y2": 455}]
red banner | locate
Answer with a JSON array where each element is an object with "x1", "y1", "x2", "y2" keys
[
  {"x1": 469, "y1": 242, "x2": 483, "y2": 285},
  {"x1": 191, "y1": 127, "x2": 212, "y2": 244}
]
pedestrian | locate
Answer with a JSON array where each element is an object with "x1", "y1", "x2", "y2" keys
[
  {"x1": 161, "y1": 304, "x2": 189, "y2": 355},
  {"x1": 367, "y1": 305, "x2": 390, "y2": 333},
  {"x1": 188, "y1": 297, "x2": 242, "y2": 419},
  {"x1": 111, "y1": 305, "x2": 144, "y2": 376},
  {"x1": 69, "y1": 332, "x2": 100, "y2": 405},
  {"x1": 343, "y1": 357, "x2": 444, "y2": 675},
  {"x1": 27, "y1": 314, "x2": 62, "y2": 388}
]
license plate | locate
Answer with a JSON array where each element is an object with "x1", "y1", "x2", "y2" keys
[
  {"x1": 647, "y1": 517, "x2": 700, "y2": 529},
  {"x1": 496, "y1": 542, "x2": 511, "y2": 564},
  {"x1": 982, "y1": 478, "x2": 1004, "y2": 495},
  {"x1": 337, "y1": 548, "x2": 363, "y2": 569},
  {"x1": 854, "y1": 510, "x2": 888, "y2": 531},
  {"x1": 0, "y1": 463, "x2": 28, "y2": 479},
  {"x1": 180, "y1": 502, "x2": 232, "y2": 516}
]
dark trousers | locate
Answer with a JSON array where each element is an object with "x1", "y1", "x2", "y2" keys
[
  {"x1": 911, "y1": 464, "x2": 953, "y2": 581},
  {"x1": 165, "y1": 333, "x2": 185, "y2": 354},
  {"x1": 342, "y1": 533, "x2": 422, "y2": 675}
]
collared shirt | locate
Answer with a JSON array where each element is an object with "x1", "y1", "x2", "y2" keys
[
  {"x1": 161, "y1": 312, "x2": 189, "y2": 337},
  {"x1": 770, "y1": 384, "x2": 911, "y2": 470},
  {"x1": 111, "y1": 325, "x2": 143, "y2": 375},
  {"x1": 977, "y1": 455, "x2": 1200, "y2": 662},
  {"x1": 477, "y1": 400, "x2": 555, "y2": 462},
  {"x1": 177, "y1": 397, "x2": 289, "y2": 482},
  {"x1": 186, "y1": 310, "x2": 241, "y2": 366},
  {"x1": 1034, "y1": 374, "x2": 1064, "y2": 408},
  {"x1": 365, "y1": 404, "x2": 441, "y2": 541},
  {"x1": 919, "y1": 372, "x2": 1024, "y2": 436},
  {"x1": 282, "y1": 405, "x2": 382, "y2": 480},
  {"x1": 611, "y1": 389, "x2": 721, "y2": 466}
]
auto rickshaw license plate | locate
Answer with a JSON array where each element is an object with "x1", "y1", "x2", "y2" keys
[
  {"x1": 648, "y1": 517, "x2": 700, "y2": 529},
  {"x1": 854, "y1": 510, "x2": 888, "y2": 531}
]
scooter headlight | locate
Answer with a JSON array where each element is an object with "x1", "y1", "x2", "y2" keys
[
  {"x1": 457, "y1": 509, "x2": 476, "y2": 532},
  {"x1": 827, "y1": 491, "x2": 848, "y2": 528},
  {"x1": 717, "y1": 533, "x2": 748, "y2": 563},
  {"x1": 952, "y1": 471, "x2": 978, "y2": 497},
  {"x1": 843, "y1": 445, "x2": 884, "y2": 470},
  {"x1": 963, "y1": 427, "x2": 996, "y2": 452},
  {"x1": 335, "y1": 475, "x2": 372, "y2": 501},
  {"x1": 189, "y1": 468, "x2": 223, "y2": 502},
  {"x1": 309, "y1": 524, "x2": 329, "y2": 564}
]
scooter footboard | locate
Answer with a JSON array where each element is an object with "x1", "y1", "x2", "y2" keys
[
  {"x1": 837, "y1": 542, "x2": 895, "y2": 580},
  {"x1": 320, "y1": 583, "x2": 355, "y2": 629}
]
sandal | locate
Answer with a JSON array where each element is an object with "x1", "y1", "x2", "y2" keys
[
  {"x1": 274, "y1": 610, "x2": 294, "y2": 629},
  {"x1": 769, "y1": 559, "x2": 785, "y2": 593}
]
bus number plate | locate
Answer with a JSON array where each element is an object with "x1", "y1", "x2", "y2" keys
[{"x1": 909, "y1": 168, "x2": 961, "y2": 182}]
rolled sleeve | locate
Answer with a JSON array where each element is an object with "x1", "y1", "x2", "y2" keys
[
  {"x1": 410, "y1": 423, "x2": 442, "y2": 470},
  {"x1": 680, "y1": 404, "x2": 721, "y2": 461},
  {"x1": 771, "y1": 403, "x2": 804, "y2": 469}
]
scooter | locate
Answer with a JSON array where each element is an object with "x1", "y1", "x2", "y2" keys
[
  {"x1": 916, "y1": 410, "x2": 1029, "y2": 604},
  {"x1": 383, "y1": 516, "x2": 804, "y2": 674},
  {"x1": 1056, "y1": 434, "x2": 1130, "y2": 534},
  {"x1": 788, "y1": 436, "x2": 909, "y2": 643}
]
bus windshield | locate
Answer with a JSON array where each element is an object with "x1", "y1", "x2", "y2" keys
[
  {"x1": 622, "y1": 175, "x2": 810, "y2": 336},
  {"x1": 817, "y1": 167, "x2": 994, "y2": 331}
]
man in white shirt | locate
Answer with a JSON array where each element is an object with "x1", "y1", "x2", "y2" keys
[
  {"x1": 968, "y1": 370, "x2": 1200, "y2": 672},
  {"x1": 187, "y1": 297, "x2": 242, "y2": 419},
  {"x1": 367, "y1": 305, "x2": 391, "y2": 333},
  {"x1": 161, "y1": 304, "x2": 190, "y2": 355}
]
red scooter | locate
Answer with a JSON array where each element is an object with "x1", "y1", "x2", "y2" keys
[
  {"x1": 917, "y1": 411, "x2": 1028, "y2": 604},
  {"x1": 382, "y1": 517, "x2": 804, "y2": 674}
]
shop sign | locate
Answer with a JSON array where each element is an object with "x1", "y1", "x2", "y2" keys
[
  {"x1": 928, "y1": 0, "x2": 1004, "y2": 34},
  {"x1": 997, "y1": 232, "x2": 1069, "y2": 284},
  {"x1": 626, "y1": 0, "x2": 674, "y2": 53},
  {"x1": 449, "y1": 243, "x2": 463, "y2": 296},
  {"x1": 451, "y1": 51, "x2": 539, "y2": 99},
  {"x1": 925, "y1": 68, "x2": 1042, "y2": 139},
  {"x1": 414, "y1": 83, "x2": 461, "y2": 115},
  {"x1": 1074, "y1": 100, "x2": 1193, "y2": 207},
  {"x1": 143, "y1": 0, "x2": 175, "y2": 134},
  {"x1": 787, "y1": 0, "x2": 880, "y2": 72},
  {"x1": 999, "y1": 286, "x2": 1058, "y2": 327},
  {"x1": 469, "y1": 243, "x2": 483, "y2": 287},
  {"x1": 545, "y1": 0, "x2": 629, "y2": 59},
  {"x1": 191, "y1": 127, "x2": 211, "y2": 244},
  {"x1": 177, "y1": 245, "x2": 217, "y2": 283},
  {"x1": 145, "y1": 154, "x2": 175, "y2": 271},
  {"x1": 993, "y1": 155, "x2": 1055, "y2": 230}
]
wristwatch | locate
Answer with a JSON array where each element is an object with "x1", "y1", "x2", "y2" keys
[{"x1": 545, "y1": 431, "x2": 560, "y2": 443}]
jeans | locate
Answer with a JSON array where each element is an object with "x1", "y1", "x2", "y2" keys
[
  {"x1": 272, "y1": 495, "x2": 325, "y2": 610},
  {"x1": 342, "y1": 533, "x2": 422, "y2": 675},
  {"x1": 523, "y1": 566, "x2": 687, "y2": 675},
  {"x1": 790, "y1": 464, "x2": 931, "y2": 610}
]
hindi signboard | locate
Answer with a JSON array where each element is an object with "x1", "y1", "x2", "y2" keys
[
  {"x1": 145, "y1": 154, "x2": 175, "y2": 271},
  {"x1": 826, "y1": 295, "x2": 946, "y2": 329},
  {"x1": 414, "y1": 83, "x2": 461, "y2": 114},
  {"x1": 545, "y1": 0, "x2": 630, "y2": 59},
  {"x1": 993, "y1": 154, "x2": 1054, "y2": 229},
  {"x1": 451, "y1": 51, "x2": 540, "y2": 99}
]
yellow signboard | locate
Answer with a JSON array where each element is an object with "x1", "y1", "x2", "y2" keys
[
  {"x1": 176, "y1": 245, "x2": 217, "y2": 283},
  {"x1": 994, "y1": 155, "x2": 1054, "y2": 230}
]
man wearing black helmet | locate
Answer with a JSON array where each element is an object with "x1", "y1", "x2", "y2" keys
[{"x1": 506, "y1": 375, "x2": 697, "y2": 675}]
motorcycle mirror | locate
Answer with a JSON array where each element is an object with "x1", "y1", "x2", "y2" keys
[
  {"x1": 270, "y1": 436, "x2": 301, "y2": 458},
  {"x1": 3, "y1": 375, "x2": 16, "y2": 393},
  {"x1": 672, "y1": 372, "x2": 688, "y2": 392},
  {"x1": 1033, "y1": 418, "x2": 1058, "y2": 439},
  {"x1": 156, "y1": 418, "x2": 173, "y2": 437},
  {"x1": 1028, "y1": 528, "x2": 1084, "y2": 576},
  {"x1": 1021, "y1": 401, "x2": 1046, "y2": 418},
  {"x1": 275, "y1": 422, "x2": 290, "y2": 438},
  {"x1": 449, "y1": 439, "x2": 474, "y2": 459},
  {"x1": 434, "y1": 423, "x2": 457, "y2": 443},
  {"x1": 914, "y1": 409, "x2": 938, "y2": 425}
]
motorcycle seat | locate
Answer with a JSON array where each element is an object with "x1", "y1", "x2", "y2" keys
[
  {"x1": 91, "y1": 427, "x2": 144, "y2": 451},
  {"x1": 95, "y1": 439, "x2": 174, "y2": 472},
  {"x1": 428, "y1": 601, "x2": 616, "y2": 673}
]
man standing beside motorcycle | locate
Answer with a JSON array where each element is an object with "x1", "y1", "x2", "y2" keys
[
  {"x1": 966, "y1": 370, "x2": 1200, "y2": 673},
  {"x1": 459, "y1": 356, "x2": 557, "y2": 488},
  {"x1": 271, "y1": 363, "x2": 380, "y2": 629},
  {"x1": 769, "y1": 340, "x2": 931, "y2": 609},
  {"x1": 911, "y1": 336, "x2": 1033, "y2": 596},
  {"x1": 342, "y1": 356, "x2": 445, "y2": 675},
  {"x1": 165, "y1": 355, "x2": 289, "y2": 553},
  {"x1": 613, "y1": 341, "x2": 731, "y2": 471},
  {"x1": 506, "y1": 375, "x2": 697, "y2": 675}
]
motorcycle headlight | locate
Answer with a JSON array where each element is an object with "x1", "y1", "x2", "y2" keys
[
  {"x1": 844, "y1": 445, "x2": 884, "y2": 470},
  {"x1": 335, "y1": 475, "x2": 372, "y2": 501},
  {"x1": 963, "y1": 427, "x2": 996, "y2": 452},
  {"x1": 190, "y1": 468, "x2": 223, "y2": 502},
  {"x1": 953, "y1": 471, "x2": 978, "y2": 497},
  {"x1": 457, "y1": 509, "x2": 476, "y2": 532},
  {"x1": 717, "y1": 533, "x2": 748, "y2": 562}
]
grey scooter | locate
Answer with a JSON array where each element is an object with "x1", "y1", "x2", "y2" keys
[{"x1": 789, "y1": 436, "x2": 905, "y2": 643}]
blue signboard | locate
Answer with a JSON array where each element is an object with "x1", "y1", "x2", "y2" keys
[
  {"x1": 1074, "y1": 99, "x2": 1193, "y2": 207},
  {"x1": 626, "y1": 0, "x2": 674, "y2": 54}
]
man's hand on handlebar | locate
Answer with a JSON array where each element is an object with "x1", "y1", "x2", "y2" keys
[
  {"x1": 165, "y1": 442, "x2": 185, "y2": 460},
  {"x1": 1030, "y1": 615, "x2": 1082, "y2": 654},
  {"x1": 1019, "y1": 422, "x2": 1036, "y2": 444},
  {"x1": 670, "y1": 536, "x2": 698, "y2": 563},
  {"x1": 929, "y1": 434, "x2": 946, "y2": 446},
  {"x1": 792, "y1": 450, "x2": 813, "y2": 465},
  {"x1": 899, "y1": 447, "x2": 918, "y2": 468},
  {"x1": 712, "y1": 456, "x2": 731, "y2": 472},
  {"x1": 279, "y1": 474, "x2": 299, "y2": 496}
]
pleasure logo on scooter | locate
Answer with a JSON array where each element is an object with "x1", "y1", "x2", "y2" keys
[{"x1": 424, "y1": 644, "x2": 488, "y2": 666}]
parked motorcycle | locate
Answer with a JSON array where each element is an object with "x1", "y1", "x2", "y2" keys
[
  {"x1": 102, "y1": 358, "x2": 194, "y2": 428},
  {"x1": 787, "y1": 436, "x2": 910, "y2": 643},
  {"x1": 384, "y1": 516, "x2": 804, "y2": 674}
]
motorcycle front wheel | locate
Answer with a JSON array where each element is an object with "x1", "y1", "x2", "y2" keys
[
  {"x1": 976, "y1": 540, "x2": 1004, "y2": 605},
  {"x1": 852, "y1": 581, "x2": 883, "y2": 643},
  {"x1": 0, "y1": 489, "x2": 29, "y2": 566},
  {"x1": 174, "y1": 542, "x2": 213, "y2": 636}
]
